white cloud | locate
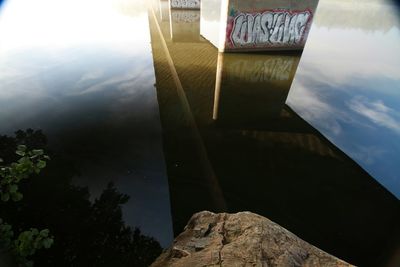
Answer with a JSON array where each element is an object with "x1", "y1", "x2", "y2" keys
[
  {"x1": 347, "y1": 96, "x2": 400, "y2": 134},
  {"x1": 287, "y1": 81, "x2": 344, "y2": 135},
  {"x1": 349, "y1": 145, "x2": 387, "y2": 165}
]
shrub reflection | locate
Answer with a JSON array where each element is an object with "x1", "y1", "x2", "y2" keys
[{"x1": 0, "y1": 129, "x2": 162, "y2": 267}]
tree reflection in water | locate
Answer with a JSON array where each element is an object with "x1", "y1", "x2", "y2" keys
[{"x1": 0, "y1": 129, "x2": 162, "y2": 267}]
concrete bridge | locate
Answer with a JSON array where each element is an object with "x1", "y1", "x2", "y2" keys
[{"x1": 167, "y1": 0, "x2": 320, "y2": 51}]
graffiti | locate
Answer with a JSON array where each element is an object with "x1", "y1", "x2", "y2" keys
[
  {"x1": 226, "y1": 57, "x2": 296, "y2": 82},
  {"x1": 229, "y1": 10, "x2": 312, "y2": 47},
  {"x1": 171, "y1": 0, "x2": 200, "y2": 9},
  {"x1": 171, "y1": 11, "x2": 200, "y2": 23}
]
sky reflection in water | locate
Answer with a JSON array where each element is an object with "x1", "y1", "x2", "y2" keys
[
  {"x1": 0, "y1": 0, "x2": 399, "y2": 265},
  {"x1": 0, "y1": 0, "x2": 173, "y2": 246},
  {"x1": 287, "y1": 0, "x2": 400, "y2": 198}
]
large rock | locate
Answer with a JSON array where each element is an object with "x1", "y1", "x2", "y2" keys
[{"x1": 151, "y1": 211, "x2": 355, "y2": 267}]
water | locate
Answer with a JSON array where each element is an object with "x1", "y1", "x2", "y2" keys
[
  {"x1": 287, "y1": 0, "x2": 400, "y2": 199},
  {"x1": 0, "y1": 0, "x2": 173, "y2": 265},
  {"x1": 0, "y1": 0, "x2": 399, "y2": 266}
]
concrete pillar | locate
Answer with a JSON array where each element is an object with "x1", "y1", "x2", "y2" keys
[
  {"x1": 156, "y1": 0, "x2": 203, "y2": 42},
  {"x1": 170, "y1": 9, "x2": 202, "y2": 42},
  {"x1": 170, "y1": 0, "x2": 201, "y2": 10},
  {"x1": 213, "y1": 52, "x2": 300, "y2": 125},
  {"x1": 201, "y1": 0, "x2": 319, "y2": 52}
]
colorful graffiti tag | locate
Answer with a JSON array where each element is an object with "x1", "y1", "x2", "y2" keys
[
  {"x1": 171, "y1": 0, "x2": 201, "y2": 9},
  {"x1": 227, "y1": 10, "x2": 312, "y2": 48}
]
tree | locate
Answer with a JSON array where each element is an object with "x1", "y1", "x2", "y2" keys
[{"x1": 0, "y1": 130, "x2": 162, "y2": 266}]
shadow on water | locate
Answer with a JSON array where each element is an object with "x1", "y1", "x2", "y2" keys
[
  {"x1": 0, "y1": 129, "x2": 162, "y2": 267},
  {"x1": 149, "y1": 4, "x2": 400, "y2": 267}
]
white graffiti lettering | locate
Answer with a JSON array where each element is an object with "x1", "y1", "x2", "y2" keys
[
  {"x1": 171, "y1": 12, "x2": 200, "y2": 23},
  {"x1": 227, "y1": 57, "x2": 295, "y2": 82},
  {"x1": 171, "y1": 0, "x2": 200, "y2": 9},
  {"x1": 230, "y1": 11, "x2": 311, "y2": 47}
]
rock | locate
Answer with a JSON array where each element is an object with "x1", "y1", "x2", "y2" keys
[{"x1": 151, "y1": 211, "x2": 355, "y2": 267}]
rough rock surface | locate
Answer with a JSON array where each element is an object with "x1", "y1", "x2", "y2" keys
[{"x1": 151, "y1": 211, "x2": 355, "y2": 267}]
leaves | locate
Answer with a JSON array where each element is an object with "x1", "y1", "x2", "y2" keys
[
  {"x1": 13, "y1": 228, "x2": 54, "y2": 258},
  {"x1": 37, "y1": 160, "x2": 46, "y2": 169},
  {"x1": 1, "y1": 192, "x2": 10, "y2": 202},
  {"x1": 0, "y1": 220, "x2": 14, "y2": 250},
  {"x1": 16, "y1": 145, "x2": 27, "y2": 156},
  {"x1": 0, "y1": 224, "x2": 54, "y2": 267},
  {"x1": 9, "y1": 184, "x2": 18, "y2": 193},
  {"x1": 42, "y1": 238, "x2": 53, "y2": 249},
  {"x1": 31, "y1": 150, "x2": 44, "y2": 157},
  {"x1": 11, "y1": 192, "x2": 23, "y2": 202},
  {"x1": 0, "y1": 145, "x2": 53, "y2": 267},
  {"x1": 0, "y1": 146, "x2": 50, "y2": 202}
]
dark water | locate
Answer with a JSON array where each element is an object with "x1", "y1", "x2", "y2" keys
[{"x1": 0, "y1": 0, "x2": 399, "y2": 266}]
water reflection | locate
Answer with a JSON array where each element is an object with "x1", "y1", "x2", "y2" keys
[
  {"x1": 0, "y1": 0, "x2": 173, "y2": 250},
  {"x1": 150, "y1": 1, "x2": 399, "y2": 266},
  {"x1": 287, "y1": 0, "x2": 400, "y2": 198},
  {"x1": 213, "y1": 52, "x2": 300, "y2": 124},
  {"x1": 170, "y1": 9, "x2": 201, "y2": 42},
  {"x1": 0, "y1": 130, "x2": 162, "y2": 266},
  {"x1": 0, "y1": 0, "x2": 399, "y2": 266}
]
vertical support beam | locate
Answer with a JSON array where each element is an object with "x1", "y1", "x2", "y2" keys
[
  {"x1": 169, "y1": 0, "x2": 201, "y2": 10},
  {"x1": 201, "y1": 0, "x2": 319, "y2": 52},
  {"x1": 213, "y1": 52, "x2": 223, "y2": 120}
]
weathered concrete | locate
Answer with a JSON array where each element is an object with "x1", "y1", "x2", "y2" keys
[
  {"x1": 201, "y1": 0, "x2": 319, "y2": 52},
  {"x1": 213, "y1": 52, "x2": 300, "y2": 122},
  {"x1": 170, "y1": 10, "x2": 202, "y2": 42},
  {"x1": 151, "y1": 211, "x2": 355, "y2": 267},
  {"x1": 170, "y1": 0, "x2": 201, "y2": 10}
]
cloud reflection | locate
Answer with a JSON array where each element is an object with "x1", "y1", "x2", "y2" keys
[
  {"x1": 0, "y1": 0, "x2": 149, "y2": 50},
  {"x1": 348, "y1": 96, "x2": 400, "y2": 134},
  {"x1": 0, "y1": 0, "x2": 174, "y2": 246},
  {"x1": 287, "y1": 0, "x2": 400, "y2": 198},
  {"x1": 286, "y1": 81, "x2": 344, "y2": 136}
]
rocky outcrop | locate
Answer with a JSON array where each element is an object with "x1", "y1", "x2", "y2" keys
[{"x1": 151, "y1": 211, "x2": 355, "y2": 267}]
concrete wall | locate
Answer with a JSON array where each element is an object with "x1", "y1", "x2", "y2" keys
[
  {"x1": 170, "y1": 0, "x2": 201, "y2": 10},
  {"x1": 200, "y1": 0, "x2": 222, "y2": 48},
  {"x1": 170, "y1": 10, "x2": 202, "y2": 42},
  {"x1": 159, "y1": 0, "x2": 170, "y2": 21},
  {"x1": 213, "y1": 52, "x2": 300, "y2": 124},
  {"x1": 201, "y1": 0, "x2": 319, "y2": 52}
]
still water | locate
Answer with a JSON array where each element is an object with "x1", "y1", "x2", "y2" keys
[
  {"x1": 287, "y1": 0, "x2": 400, "y2": 199},
  {"x1": 0, "y1": 0, "x2": 399, "y2": 266}
]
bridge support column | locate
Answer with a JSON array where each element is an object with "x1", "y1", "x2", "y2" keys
[
  {"x1": 201, "y1": 0, "x2": 319, "y2": 52},
  {"x1": 170, "y1": 0, "x2": 201, "y2": 10}
]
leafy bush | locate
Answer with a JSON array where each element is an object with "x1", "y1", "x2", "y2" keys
[
  {"x1": 0, "y1": 146, "x2": 53, "y2": 267},
  {"x1": 0, "y1": 129, "x2": 163, "y2": 267}
]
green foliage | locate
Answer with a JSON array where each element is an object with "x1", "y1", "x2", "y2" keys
[
  {"x1": 13, "y1": 228, "x2": 54, "y2": 267},
  {"x1": 0, "y1": 130, "x2": 162, "y2": 267},
  {"x1": 0, "y1": 145, "x2": 50, "y2": 203},
  {"x1": 0, "y1": 218, "x2": 13, "y2": 249},
  {"x1": 0, "y1": 146, "x2": 53, "y2": 267}
]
